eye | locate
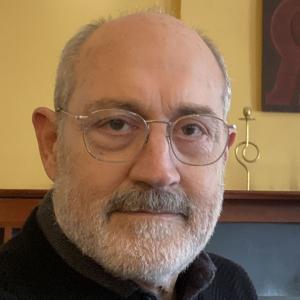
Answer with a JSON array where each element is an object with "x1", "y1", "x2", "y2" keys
[
  {"x1": 94, "y1": 117, "x2": 132, "y2": 133},
  {"x1": 106, "y1": 119, "x2": 129, "y2": 131},
  {"x1": 180, "y1": 122, "x2": 208, "y2": 138},
  {"x1": 172, "y1": 116, "x2": 212, "y2": 142},
  {"x1": 87, "y1": 114, "x2": 143, "y2": 137},
  {"x1": 181, "y1": 123, "x2": 206, "y2": 136}
]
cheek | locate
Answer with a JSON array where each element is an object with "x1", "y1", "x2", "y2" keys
[
  {"x1": 60, "y1": 125, "x2": 134, "y2": 197},
  {"x1": 72, "y1": 158, "x2": 134, "y2": 198},
  {"x1": 179, "y1": 163, "x2": 224, "y2": 199}
]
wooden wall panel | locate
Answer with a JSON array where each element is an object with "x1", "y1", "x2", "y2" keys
[{"x1": 0, "y1": 190, "x2": 300, "y2": 226}]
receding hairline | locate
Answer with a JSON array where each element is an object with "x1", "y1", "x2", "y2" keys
[
  {"x1": 76, "y1": 12, "x2": 209, "y2": 64},
  {"x1": 54, "y1": 10, "x2": 231, "y2": 119}
]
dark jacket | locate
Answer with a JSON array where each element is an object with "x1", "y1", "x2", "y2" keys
[{"x1": 0, "y1": 209, "x2": 257, "y2": 300}]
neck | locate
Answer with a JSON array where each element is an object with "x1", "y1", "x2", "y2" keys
[{"x1": 136, "y1": 275, "x2": 178, "y2": 300}]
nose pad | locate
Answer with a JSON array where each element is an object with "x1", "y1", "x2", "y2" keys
[
  {"x1": 142, "y1": 122, "x2": 174, "y2": 163},
  {"x1": 144, "y1": 123, "x2": 171, "y2": 145},
  {"x1": 129, "y1": 122, "x2": 180, "y2": 188},
  {"x1": 144, "y1": 120, "x2": 172, "y2": 140},
  {"x1": 145, "y1": 132, "x2": 150, "y2": 144}
]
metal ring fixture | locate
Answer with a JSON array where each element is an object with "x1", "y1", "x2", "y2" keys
[{"x1": 234, "y1": 107, "x2": 260, "y2": 191}]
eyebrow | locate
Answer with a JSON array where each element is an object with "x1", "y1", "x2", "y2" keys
[
  {"x1": 83, "y1": 98, "x2": 145, "y2": 116},
  {"x1": 174, "y1": 104, "x2": 218, "y2": 119},
  {"x1": 82, "y1": 98, "x2": 219, "y2": 119}
]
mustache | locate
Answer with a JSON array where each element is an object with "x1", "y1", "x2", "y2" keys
[{"x1": 104, "y1": 188, "x2": 192, "y2": 219}]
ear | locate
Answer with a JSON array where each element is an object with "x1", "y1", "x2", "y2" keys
[
  {"x1": 227, "y1": 128, "x2": 236, "y2": 148},
  {"x1": 223, "y1": 127, "x2": 237, "y2": 161},
  {"x1": 32, "y1": 107, "x2": 58, "y2": 181}
]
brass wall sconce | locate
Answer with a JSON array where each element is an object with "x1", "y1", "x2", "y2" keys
[{"x1": 235, "y1": 107, "x2": 260, "y2": 191}]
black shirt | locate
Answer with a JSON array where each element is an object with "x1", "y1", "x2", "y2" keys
[{"x1": 0, "y1": 194, "x2": 257, "y2": 300}]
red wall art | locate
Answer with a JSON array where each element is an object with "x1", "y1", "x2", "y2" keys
[{"x1": 262, "y1": 0, "x2": 300, "y2": 112}]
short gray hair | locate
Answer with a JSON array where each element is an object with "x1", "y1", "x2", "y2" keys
[
  {"x1": 198, "y1": 32, "x2": 231, "y2": 117},
  {"x1": 54, "y1": 13, "x2": 231, "y2": 118},
  {"x1": 54, "y1": 19, "x2": 106, "y2": 111}
]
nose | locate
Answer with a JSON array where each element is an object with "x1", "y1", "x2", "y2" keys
[{"x1": 128, "y1": 124, "x2": 181, "y2": 189}]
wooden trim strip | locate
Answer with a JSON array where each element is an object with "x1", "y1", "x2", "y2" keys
[
  {"x1": 224, "y1": 190, "x2": 300, "y2": 201},
  {"x1": 0, "y1": 189, "x2": 46, "y2": 198},
  {"x1": 1, "y1": 189, "x2": 300, "y2": 200},
  {"x1": 220, "y1": 198, "x2": 300, "y2": 223},
  {"x1": 0, "y1": 189, "x2": 299, "y2": 223}
]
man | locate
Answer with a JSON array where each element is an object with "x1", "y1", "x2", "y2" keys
[{"x1": 0, "y1": 11, "x2": 257, "y2": 300}]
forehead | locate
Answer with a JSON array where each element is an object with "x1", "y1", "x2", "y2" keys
[{"x1": 69, "y1": 13, "x2": 225, "y2": 118}]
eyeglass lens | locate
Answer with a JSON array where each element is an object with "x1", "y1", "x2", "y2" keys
[{"x1": 82, "y1": 110, "x2": 228, "y2": 165}]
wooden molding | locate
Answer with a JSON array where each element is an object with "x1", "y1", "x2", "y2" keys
[
  {"x1": 222, "y1": 190, "x2": 300, "y2": 223},
  {"x1": 0, "y1": 189, "x2": 46, "y2": 198},
  {"x1": 0, "y1": 189, "x2": 300, "y2": 224}
]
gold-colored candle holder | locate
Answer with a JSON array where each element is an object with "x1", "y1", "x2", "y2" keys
[{"x1": 234, "y1": 107, "x2": 260, "y2": 191}]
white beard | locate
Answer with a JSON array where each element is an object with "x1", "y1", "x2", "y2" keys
[{"x1": 52, "y1": 146, "x2": 224, "y2": 287}]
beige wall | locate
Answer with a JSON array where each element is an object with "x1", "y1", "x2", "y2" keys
[
  {"x1": 181, "y1": 0, "x2": 300, "y2": 191},
  {"x1": 1, "y1": 0, "x2": 300, "y2": 191},
  {"x1": 0, "y1": 0, "x2": 178, "y2": 189}
]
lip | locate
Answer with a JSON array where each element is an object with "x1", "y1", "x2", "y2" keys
[{"x1": 112, "y1": 210, "x2": 185, "y2": 220}]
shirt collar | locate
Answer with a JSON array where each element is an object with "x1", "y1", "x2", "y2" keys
[{"x1": 37, "y1": 190, "x2": 216, "y2": 299}]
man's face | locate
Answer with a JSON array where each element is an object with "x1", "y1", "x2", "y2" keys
[{"x1": 52, "y1": 14, "x2": 227, "y2": 286}]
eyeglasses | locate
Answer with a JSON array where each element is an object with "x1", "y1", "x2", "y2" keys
[{"x1": 56, "y1": 107, "x2": 235, "y2": 166}]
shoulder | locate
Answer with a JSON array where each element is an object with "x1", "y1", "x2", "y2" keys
[
  {"x1": 0, "y1": 209, "x2": 67, "y2": 296},
  {"x1": 204, "y1": 252, "x2": 258, "y2": 300},
  {"x1": 0, "y1": 210, "x2": 38, "y2": 277},
  {"x1": 0, "y1": 210, "x2": 43, "y2": 291},
  {"x1": 0, "y1": 289, "x2": 18, "y2": 300},
  {"x1": 209, "y1": 252, "x2": 251, "y2": 277},
  {"x1": 0, "y1": 211, "x2": 116, "y2": 299}
]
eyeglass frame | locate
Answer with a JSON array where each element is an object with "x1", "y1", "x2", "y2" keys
[{"x1": 55, "y1": 106, "x2": 236, "y2": 166}]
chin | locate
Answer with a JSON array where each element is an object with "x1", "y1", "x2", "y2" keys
[{"x1": 52, "y1": 162, "x2": 223, "y2": 285}]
